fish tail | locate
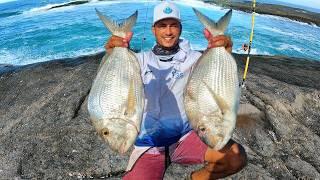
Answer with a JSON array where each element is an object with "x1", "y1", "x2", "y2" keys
[
  {"x1": 192, "y1": 8, "x2": 232, "y2": 36},
  {"x1": 95, "y1": 8, "x2": 138, "y2": 37}
]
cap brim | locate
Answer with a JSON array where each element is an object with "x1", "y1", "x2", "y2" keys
[{"x1": 153, "y1": 17, "x2": 181, "y2": 25}]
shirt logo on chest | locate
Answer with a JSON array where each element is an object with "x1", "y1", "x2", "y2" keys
[{"x1": 171, "y1": 68, "x2": 184, "y2": 79}]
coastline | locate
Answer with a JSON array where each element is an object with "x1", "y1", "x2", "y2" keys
[
  {"x1": 203, "y1": 0, "x2": 320, "y2": 26},
  {"x1": 0, "y1": 52, "x2": 319, "y2": 179}
]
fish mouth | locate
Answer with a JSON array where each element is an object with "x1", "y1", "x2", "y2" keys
[
  {"x1": 103, "y1": 118, "x2": 138, "y2": 154},
  {"x1": 197, "y1": 126, "x2": 226, "y2": 150}
]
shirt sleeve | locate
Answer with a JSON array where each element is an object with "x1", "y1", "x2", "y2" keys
[{"x1": 135, "y1": 52, "x2": 148, "y2": 74}]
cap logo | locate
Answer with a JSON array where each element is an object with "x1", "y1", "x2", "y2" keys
[{"x1": 163, "y1": 7, "x2": 173, "y2": 14}]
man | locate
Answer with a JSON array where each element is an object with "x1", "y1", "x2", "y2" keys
[{"x1": 105, "y1": 1, "x2": 247, "y2": 179}]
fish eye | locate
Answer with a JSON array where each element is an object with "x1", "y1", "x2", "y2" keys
[
  {"x1": 199, "y1": 126, "x2": 206, "y2": 132},
  {"x1": 101, "y1": 128, "x2": 110, "y2": 136}
]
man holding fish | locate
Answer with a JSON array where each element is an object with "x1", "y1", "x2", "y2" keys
[{"x1": 102, "y1": 1, "x2": 246, "y2": 179}]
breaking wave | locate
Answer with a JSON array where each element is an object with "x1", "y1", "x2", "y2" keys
[
  {"x1": 257, "y1": 13, "x2": 318, "y2": 28},
  {"x1": 0, "y1": 11, "x2": 21, "y2": 18},
  {"x1": 276, "y1": 44, "x2": 303, "y2": 53},
  {"x1": 0, "y1": 0, "x2": 16, "y2": 4},
  {"x1": 0, "y1": 47, "x2": 104, "y2": 66}
]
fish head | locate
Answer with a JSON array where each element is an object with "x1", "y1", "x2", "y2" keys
[
  {"x1": 197, "y1": 111, "x2": 236, "y2": 150},
  {"x1": 98, "y1": 118, "x2": 138, "y2": 154}
]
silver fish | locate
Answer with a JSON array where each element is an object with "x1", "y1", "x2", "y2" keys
[
  {"x1": 184, "y1": 9, "x2": 240, "y2": 150},
  {"x1": 88, "y1": 9, "x2": 144, "y2": 154}
]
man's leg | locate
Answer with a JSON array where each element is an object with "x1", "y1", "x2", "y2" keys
[
  {"x1": 191, "y1": 139, "x2": 247, "y2": 180},
  {"x1": 123, "y1": 151, "x2": 165, "y2": 180}
]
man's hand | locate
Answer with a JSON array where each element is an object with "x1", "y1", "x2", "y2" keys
[
  {"x1": 105, "y1": 32, "x2": 133, "y2": 54},
  {"x1": 204, "y1": 29, "x2": 233, "y2": 53}
]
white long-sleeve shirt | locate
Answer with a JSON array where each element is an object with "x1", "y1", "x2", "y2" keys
[{"x1": 134, "y1": 39, "x2": 202, "y2": 147}]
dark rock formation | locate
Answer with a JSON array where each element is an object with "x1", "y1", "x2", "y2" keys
[
  {"x1": 48, "y1": 1, "x2": 89, "y2": 10},
  {"x1": 0, "y1": 52, "x2": 319, "y2": 179},
  {"x1": 203, "y1": 0, "x2": 320, "y2": 26}
]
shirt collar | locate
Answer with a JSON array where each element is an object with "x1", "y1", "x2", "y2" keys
[{"x1": 153, "y1": 39, "x2": 191, "y2": 63}]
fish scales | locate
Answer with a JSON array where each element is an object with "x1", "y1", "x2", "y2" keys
[
  {"x1": 184, "y1": 9, "x2": 240, "y2": 150},
  {"x1": 88, "y1": 9, "x2": 144, "y2": 154},
  {"x1": 94, "y1": 48, "x2": 140, "y2": 117}
]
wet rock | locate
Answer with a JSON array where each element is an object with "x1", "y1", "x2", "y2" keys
[{"x1": 0, "y1": 53, "x2": 319, "y2": 179}]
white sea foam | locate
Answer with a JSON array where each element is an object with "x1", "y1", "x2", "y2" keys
[
  {"x1": 277, "y1": 44, "x2": 303, "y2": 53},
  {"x1": 27, "y1": 3, "x2": 70, "y2": 13},
  {"x1": 260, "y1": 26, "x2": 295, "y2": 37},
  {"x1": 1, "y1": 46, "x2": 96, "y2": 65},
  {"x1": 22, "y1": 3, "x2": 76, "y2": 17},
  {"x1": 235, "y1": 48, "x2": 271, "y2": 56},
  {"x1": 175, "y1": 0, "x2": 222, "y2": 11},
  {"x1": 256, "y1": 13, "x2": 319, "y2": 28},
  {"x1": 22, "y1": 0, "x2": 120, "y2": 16},
  {"x1": 85, "y1": 0, "x2": 156, "y2": 7},
  {"x1": 0, "y1": 0, "x2": 16, "y2": 4},
  {"x1": 190, "y1": 44, "x2": 206, "y2": 51},
  {"x1": 250, "y1": 48, "x2": 271, "y2": 55},
  {"x1": 259, "y1": 25, "x2": 319, "y2": 42},
  {"x1": 0, "y1": 49, "x2": 17, "y2": 65}
]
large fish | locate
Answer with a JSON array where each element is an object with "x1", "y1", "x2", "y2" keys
[
  {"x1": 184, "y1": 9, "x2": 240, "y2": 150},
  {"x1": 88, "y1": 9, "x2": 144, "y2": 154}
]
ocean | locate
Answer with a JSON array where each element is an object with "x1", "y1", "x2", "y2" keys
[{"x1": 0, "y1": 0, "x2": 319, "y2": 65}]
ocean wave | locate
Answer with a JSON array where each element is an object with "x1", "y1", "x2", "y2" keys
[
  {"x1": 276, "y1": 44, "x2": 303, "y2": 53},
  {"x1": 235, "y1": 48, "x2": 271, "y2": 56},
  {"x1": 20, "y1": 0, "x2": 138, "y2": 16},
  {"x1": 0, "y1": 49, "x2": 17, "y2": 65},
  {"x1": 85, "y1": 0, "x2": 155, "y2": 6},
  {"x1": 0, "y1": 11, "x2": 22, "y2": 18},
  {"x1": 0, "y1": 0, "x2": 16, "y2": 4},
  {"x1": 256, "y1": 13, "x2": 319, "y2": 28},
  {"x1": 260, "y1": 26, "x2": 295, "y2": 37},
  {"x1": 190, "y1": 44, "x2": 206, "y2": 51},
  {"x1": 0, "y1": 47, "x2": 105, "y2": 66},
  {"x1": 23, "y1": 2, "x2": 79, "y2": 15},
  {"x1": 259, "y1": 26, "x2": 319, "y2": 42},
  {"x1": 175, "y1": 0, "x2": 222, "y2": 11}
]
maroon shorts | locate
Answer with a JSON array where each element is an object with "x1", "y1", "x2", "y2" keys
[{"x1": 123, "y1": 131, "x2": 208, "y2": 180}]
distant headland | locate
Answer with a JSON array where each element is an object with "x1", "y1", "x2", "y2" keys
[
  {"x1": 203, "y1": 0, "x2": 320, "y2": 26},
  {"x1": 43, "y1": 0, "x2": 320, "y2": 26}
]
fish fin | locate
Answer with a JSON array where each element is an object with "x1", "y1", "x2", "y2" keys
[
  {"x1": 95, "y1": 8, "x2": 119, "y2": 35},
  {"x1": 201, "y1": 81, "x2": 230, "y2": 114},
  {"x1": 120, "y1": 10, "x2": 138, "y2": 33},
  {"x1": 216, "y1": 9, "x2": 232, "y2": 33},
  {"x1": 192, "y1": 8, "x2": 232, "y2": 36},
  {"x1": 95, "y1": 8, "x2": 138, "y2": 36},
  {"x1": 125, "y1": 79, "x2": 136, "y2": 116}
]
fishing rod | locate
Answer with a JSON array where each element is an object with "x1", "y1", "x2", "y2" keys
[
  {"x1": 241, "y1": 0, "x2": 256, "y2": 87},
  {"x1": 140, "y1": 1, "x2": 150, "y2": 52}
]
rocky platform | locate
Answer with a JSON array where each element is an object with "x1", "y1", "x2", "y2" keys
[{"x1": 0, "y1": 52, "x2": 319, "y2": 179}]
